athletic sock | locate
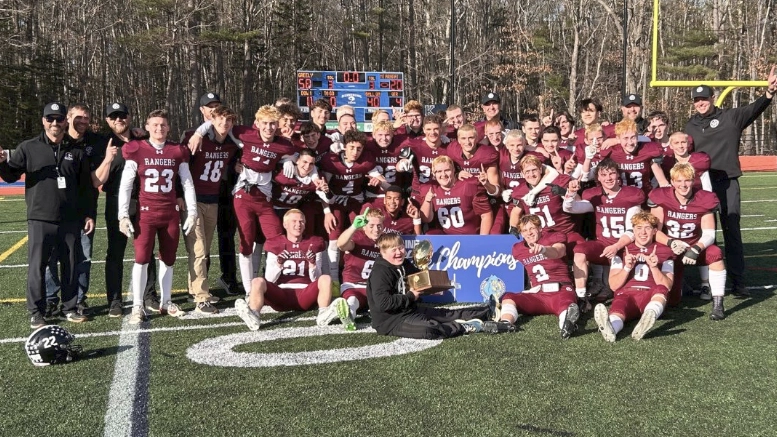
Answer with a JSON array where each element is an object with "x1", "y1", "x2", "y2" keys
[
  {"x1": 558, "y1": 310, "x2": 567, "y2": 329},
  {"x1": 501, "y1": 303, "x2": 519, "y2": 324},
  {"x1": 645, "y1": 301, "x2": 665, "y2": 319},
  {"x1": 131, "y1": 263, "x2": 148, "y2": 306},
  {"x1": 238, "y1": 253, "x2": 254, "y2": 295},
  {"x1": 346, "y1": 295, "x2": 360, "y2": 316},
  {"x1": 609, "y1": 315, "x2": 624, "y2": 334},
  {"x1": 158, "y1": 261, "x2": 173, "y2": 304},
  {"x1": 709, "y1": 268, "x2": 727, "y2": 297},
  {"x1": 327, "y1": 240, "x2": 340, "y2": 282}
]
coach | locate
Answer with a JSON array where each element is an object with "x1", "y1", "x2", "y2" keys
[
  {"x1": 684, "y1": 68, "x2": 777, "y2": 297},
  {"x1": 0, "y1": 102, "x2": 95, "y2": 328}
]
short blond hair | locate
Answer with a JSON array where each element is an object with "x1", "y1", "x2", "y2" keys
[
  {"x1": 255, "y1": 105, "x2": 280, "y2": 122},
  {"x1": 336, "y1": 105, "x2": 355, "y2": 120},
  {"x1": 520, "y1": 154, "x2": 544, "y2": 171},
  {"x1": 432, "y1": 155, "x2": 454, "y2": 169},
  {"x1": 404, "y1": 100, "x2": 423, "y2": 113},
  {"x1": 283, "y1": 208, "x2": 305, "y2": 225},
  {"x1": 377, "y1": 233, "x2": 404, "y2": 251},
  {"x1": 519, "y1": 214, "x2": 542, "y2": 230},
  {"x1": 585, "y1": 123, "x2": 603, "y2": 139},
  {"x1": 631, "y1": 211, "x2": 658, "y2": 228},
  {"x1": 615, "y1": 119, "x2": 637, "y2": 137},
  {"x1": 670, "y1": 163, "x2": 695, "y2": 181},
  {"x1": 372, "y1": 120, "x2": 394, "y2": 134}
]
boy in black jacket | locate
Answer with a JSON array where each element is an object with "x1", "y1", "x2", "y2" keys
[{"x1": 366, "y1": 233, "x2": 507, "y2": 339}]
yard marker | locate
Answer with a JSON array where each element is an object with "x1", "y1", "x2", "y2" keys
[{"x1": 0, "y1": 236, "x2": 27, "y2": 264}]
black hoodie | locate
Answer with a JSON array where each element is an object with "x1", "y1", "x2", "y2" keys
[
  {"x1": 684, "y1": 95, "x2": 772, "y2": 180},
  {"x1": 366, "y1": 256, "x2": 420, "y2": 335}
]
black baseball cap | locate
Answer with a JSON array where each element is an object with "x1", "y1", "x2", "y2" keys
[
  {"x1": 200, "y1": 92, "x2": 221, "y2": 107},
  {"x1": 691, "y1": 85, "x2": 713, "y2": 99},
  {"x1": 481, "y1": 92, "x2": 501, "y2": 105},
  {"x1": 43, "y1": 102, "x2": 67, "y2": 117},
  {"x1": 621, "y1": 94, "x2": 642, "y2": 106},
  {"x1": 105, "y1": 102, "x2": 129, "y2": 117}
]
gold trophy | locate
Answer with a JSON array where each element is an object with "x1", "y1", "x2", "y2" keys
[{"x1": 407, "y1": 240, "x2": 453, "y2": 294}]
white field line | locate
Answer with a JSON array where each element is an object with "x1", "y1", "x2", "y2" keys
[
  {"x1": 742, "y1": 199, "x2": 777, "y2": 203},
  {"x1": 0, "y1": 227, "x2": 107, "y2": 234},
  {"x1": 717, "y1": 227, "x2": 777, "y2": 232},
  {"x1": 741, "y1": 215, "x2": 765, "y2": 218},
  {"x1": 741, "y1": 186, "x2": 777, "y2": 190},
  {"x1": 0, "y1": 255, "x2": 187, "y2": 269}
]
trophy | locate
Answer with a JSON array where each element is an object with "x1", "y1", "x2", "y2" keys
[{"x1": 407, "y1": 240, "x2": 453, "y2": 294}]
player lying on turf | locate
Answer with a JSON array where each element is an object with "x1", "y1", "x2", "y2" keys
[
  {"x1": 234, "y1": 209, "x2": 349, "y2": 331},
  {"x1": 366, "y1": 233, "x2": 503, "y2": 339},
  {"x1": 594, "y1": 212, "x2": 675, "y2": 342},
  {"x1": 496, "y1": 214, "x2": 580, "y2": 339}
]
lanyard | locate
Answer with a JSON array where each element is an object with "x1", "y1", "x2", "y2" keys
[{"x1": 54, "y1": 142, "x2": 62, "y2": 177}]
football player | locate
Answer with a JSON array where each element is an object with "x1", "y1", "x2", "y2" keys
[
  {"x1": 600, "y1": 119, "x2": 669, "y2": 197},
  {"x1": 571, "y1": 123, "x2": 607, "y2": 182},
  {"x1": 366, "y1": 186, "x2": 421, "y2": 235},
  {"x1": 309, "y1": 99, "x2": 333, "y2": 133},
  {"x1": 393, "y1": 100, "x2": 424, "y2": 138},
  {"x1": 299, "y1": 122, "x2": 332, "y2": 162},
  {"x1": 118, "y1": 110, "x2": 196, "y2": 323},
  {"x1": 594, "y1": 212, "x2": 675, "y2": 342},
  {"x1": 535, "y1": 125, "x2": 575, "y2": 175},
  {"x1": 444, "y1": 104, "x2": 467, "y2": 140},
  {"x1": 661, "y1": 132, "x2": 711, "y2": 192},
  {"x1": 520, "y1": 115, "x2": 542, "y2": 150},
  {"x1": 364, "y1": 120, "x2": 408, "y2": 204},
  {"x1": 649, "y1": 163, "x2": 726, "y2": 318},
  {"x1": 234, "y1": 209, "x2": 347, "y2": 331},
  {"x1": 497, "y1": 214, "x2": 580, "y2": 339},
  {"x1": 420, "y1": 155, "x2": 493, "y2": 235},
  {"x1": 396, "y1": 114, "x2": 449, "y2": 206},
  {"x1": 276, "y1": 103, "x2": 304, "y2": 147},
  {"x1": 572, "y1": 98, "x2": 616, "y2": 150},
  {"x1": 563, "y1": 158, "x2": 644, "y2": 299},
  {"x1": 271, "y1": 148, "x2": 331, "y2": 232}
]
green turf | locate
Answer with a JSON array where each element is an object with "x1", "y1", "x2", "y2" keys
[{"x1": 1, "y1": 173, "x2": 776, "y2": 436}]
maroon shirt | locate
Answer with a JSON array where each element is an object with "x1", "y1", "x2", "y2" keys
[
  {"x1": 429, "y1": 180, "x2": 491, "y2": 235},
  {"x1": 405, "y1": 139, "x2": 448, "y2": 195},
  {"x1": 320, "y1": 151, "x2": 376, "y2": 202},
  {"x1": 123, "y1": 140, "x2": 189, "y2": 208},
  {"x1": 600, "y1": 141, "x2": 663, "y2": 196},
  {"x1": 613, "y1": 241, "x2": 675, "y2": 290},
  {"x1": 648, "y1": 187, "x2": 719, "y2": 245},
  {"x1": 582, "y1": 186, "x2": 645, "y2": 245},
  {"x1": 271, "y1": 173, "x2": 319, "y2": 209},
  {"x1": 511, "y1": 232, "x2": 572, "y2": 287},
  {"x1": 231, "y1": 126, "x2": 296, "y2": 173},
  {"x1": 342, "y1": 231, "x2": 380, "y2": 284},
  {"x1": 511, "y1": 174, "x2": 575, "y2": 233},
  {"x1": 189, "y1": 137, "x2": 238, "y2": 201},
  {"x1": 264, "y1": 235, "x2": 326, "y2": 286},
  {"x1": 661, "y1": 152, "x2": 711, "y2": 192},
  {"x1": 446, "y1": 140, "x2": 499, "y2": 177}
]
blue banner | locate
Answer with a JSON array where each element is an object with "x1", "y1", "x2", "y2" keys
[{"x1": 402, "y1": 235, "x2": 525, "y2": 304}]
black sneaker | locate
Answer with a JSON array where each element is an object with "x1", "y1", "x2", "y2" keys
[
  {"x1": 218, "y1": 277, "x2": 240, "y2": 296},
  {"x1": 560, "y1": 303, "x2": 580, "y2": 340},
  {"x1": 710, "y1": 296, "x2": 725, "y2": 321},
  {"x1": 108, "y1": 301, "x2": 124, "y2": 318},
  {"x1": 195, "y1": 301, "x2": 219, "y2": 314},
  {"x1": 482, "y1": 320, "x2": 516, "y2": 334},
  {"x1": 30, "y1": 314, "x2": 46, "y2": 329},
  {"x1": 44, "y1": 301, "x2": 59, "y2": 318},
  {"x1": 77, "y1": 301, "x2": 90, "y2": 316},
  {"x1": 145, "y1": 299, "x2": 161, "y2": 313},
  {"x1": 731, "y1": 286, "x2": 750, "y2": 299},
  {"x1": 65, "y1": 312, "x2": 87, "y2": 323}
]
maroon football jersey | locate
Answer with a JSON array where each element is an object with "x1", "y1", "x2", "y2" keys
[
  {"x1": 582, "y1": 185, "x2": 645, "y2": 246},
  {"x1": 446, "y1": 141, "x2": 499, "y2": 177},
  {"x1": 648, "y1": 187, "x2": 719, "y2": 245},
  {"x1": 572, "y1": 124, "x2": 615, "y2": 149},
  {"x1": 511, "y1": 232, "x2": 572, "y2": 287},
  {"x1": 271, "y1": 173, "x2": 318, "y2": 208},
  {"x1": 320, "y1": 151, "x2": 377, "y2": 202},
  {"x1": 661, "y1": 152, "x2": 711, "y2": 192},
  {"x1": 498, "y1": 148, "x2": 525, "y2": 190},
  {"x1": 600, "y1": 142, "x2": 662, "y2": 196},
  {"x1": 511, "y1": 174, "x2": 575, "y2": 233},
  {"x1": 405, "y1": 139, "x2": 448, "y2": 194},
  {"x1": 614, "y1": 241, "x2": 675, "y2": 289},
  {"x1": 189, "y1": 138, "x2": 238, "y2": 198},
  {"x1": 342, "y1": 231, "x2": 380, "y2": 284},
  {"x1": 531, "y1": 147, "x2": 574, "y2": 173},
  {"x1": 231, "y1": 125, "x2": 297, "y2": 173},
  {"x1": 364, "y1": 136, "x2": 409, "y2": 198},
  {"x1": 300, "y1": 135, "x2": 332, "y2": 163},
  {"x1": 123, "y1": 140, "x2": 189, "y2": 208},
  {"x1": 429, "y1": 181, "x2": 491, "y2": 235},
  {"x1": 264, "y1": 235, "x2": 326, "y2": 286}
]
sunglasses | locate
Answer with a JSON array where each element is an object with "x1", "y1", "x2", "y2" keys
[
  {"x1": 108, "y1": 113, "x2": 128, "y2": 121},
  {"x1": 45, "y1": 115, "x2": 66, "y2": 124}
]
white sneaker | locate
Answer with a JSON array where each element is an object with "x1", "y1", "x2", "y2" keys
[
  {"x1": 316, "y1": 298, "x2": 344, "y2": 327},
  {"x1": 455, "y1": 319, "x2": 484, "y2": 334},
  {"x1": 335, "y1": 298, "x2": 356, "y2": 331},
  {"x1": 162, "y1": 301, "x2": 186, "y2": 318},
  {"x1": 129, "y1": 306, "x2": 146, "y2": 325},
  {"x1": 234, "y1": 298, "x2": 261, "y2": 331},
  {"x1": 631, "y1": 309, "x2": 657, "y2": 341},
  {"x1": 594, "y1": 304, "x2": 616, "y2": 343}
]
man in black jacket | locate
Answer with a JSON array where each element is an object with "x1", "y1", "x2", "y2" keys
[
  {"x1": 684, "y1": 68, "x2": 777, "y2": 297},
  {"x1": 0, "y1": 102, "x2": 95, "y2": 328},
  {"x1": 366, "y1": 233, "x2": 505, "y2": 339}
]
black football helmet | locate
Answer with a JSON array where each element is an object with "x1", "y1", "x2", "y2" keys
[{"x1": 25, "y1": 325, "x2": 82, "y2": 367}]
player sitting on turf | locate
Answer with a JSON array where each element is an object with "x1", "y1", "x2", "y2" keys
[
  {"x1": 496, "y1": 214, "x2": 580, "y2": 339},
  {"x1": 366, "y1": 233, "x2": 501, "y2": 339},
  {"x1": 234, "y1": 209, "x2": 348, "y2": 331},
  {"x1": 563, "y1": 158, "x2": 644, "y2": 300},
  {"x1": 649, "y1": 163, "x2": 727, "y2": 319},
  {"x1": 594, "y1": 212, "x2": 675, "y2": 342},
  {"x1": 335, "y1": 207, "x2": 387, "y2": 330}
]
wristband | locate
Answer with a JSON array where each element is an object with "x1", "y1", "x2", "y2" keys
[
  {"x1": 323, "y1": 207, "x2": 332, "y2": 214},
  {"x1": 622, "y1": 267, "x2": 632, "y2": 273},
  {"x1": 412, "y1": 218, "x2": 422, "y2": 225}
]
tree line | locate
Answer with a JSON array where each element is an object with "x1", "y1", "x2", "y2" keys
[{"x1": 0, "y1": 0, "x2": 774, "y2": 153}]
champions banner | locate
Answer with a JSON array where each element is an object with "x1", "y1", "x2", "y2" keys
[{"x1": 402, "y1": 235, "x2": 525, "y2": 304}]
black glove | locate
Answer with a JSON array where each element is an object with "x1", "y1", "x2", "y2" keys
[
  {"x1": 508, "y1": 226, "x2": 522, "y2": 240},
  {"x1": 682, "y1": 245, "x2": 702, "y2": 265},
  {"x1": 549, "y1": 183, "x2": 567, "y2": 196}
]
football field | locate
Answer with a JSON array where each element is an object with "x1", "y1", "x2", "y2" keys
[{"x1": 1, "y1": 173, "x2": 776, "y2": 436}]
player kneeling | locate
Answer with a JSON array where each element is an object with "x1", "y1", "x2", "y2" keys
[
  {"x1": 594, "y1": 212, "x2": 675, "y2": 342},
  {"x1": 234, "y1": 209, "x2": 348, "y2": 331},
  {"x1": 497, "y1": 215, "x2": 580, "y2": 339}
]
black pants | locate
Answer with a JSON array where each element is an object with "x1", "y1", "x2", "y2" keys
[
  {"x1": 27, "y1": 220, "x2": 80, "y2": 316},
  {"x1": 386, "y1": 305, "x2": 490, "y2": 340},
  {"x1": 104, "y1": 195, "x2": 158, "y2": 305},
  {"x1": 712, "y1": 177, "x2": 744, "y2": 288},
  {"x1": 217, "y1": 180, "x2": 237, "y2": 285}
]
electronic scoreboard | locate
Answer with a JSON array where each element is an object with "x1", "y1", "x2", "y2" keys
[{"x1": 296, "y1": 70, "x2": 404, "y2": 130}]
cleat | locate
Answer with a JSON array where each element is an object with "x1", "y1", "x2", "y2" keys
[
  {"x1": 30, "y1": 314, "x2": 46, "y2": 329},
  {"x1": 162, "y1": 301, "x2": 186, "y2": 318},
  {"x1": 594, "y1": 304, "x2": 616, "y2": 342},
  {"x1": 698, "y1": 284, "x2": 712, "y2": 300},
  {"x1": 145, "y1": 298, "x2": 161, "y2": 313},
  {"x1": 710, "y1": 296, "x2": 725, "y2": 321},
  {"x1": 234, "y1": 298, "x2": 260, "y2": 331},
  {"x1": 195, "y1": 301, "x2": 219, "y2": 315},
  {"x1": 455, "y1": 319, "x2": 483, "y2": 334},
  {"x1": 129, "y1": 306, "x2": 146, "y2": 324},
  {"x1": 64, "y1": 312, "x2": 87, "y2": 323},
  {"x1": 487, "y1": 294, "x2": 501, "y2": 322},
  {"x1": 317, "y1": 297, "x2": 344, "y2": 327},
  {"x1": 560, "y1": 303, "x2": 580, "y2": 340},
  {"x1": 482, "y1": 320, "x2": 515, "y2": 334},
  {"x1": 631, "y1": 309, "x2": 657, "y2": 341},
  {"x1": 335, "y1": 298, "x2": 356, "y2": 331}
]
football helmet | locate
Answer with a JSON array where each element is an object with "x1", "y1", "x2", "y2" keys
[{"x1": 25, "y1": 325, "x2": 82, "y2": 367}]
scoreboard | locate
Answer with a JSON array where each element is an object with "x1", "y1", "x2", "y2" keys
[{"x1": 296, "y1": 70, "x2": 405, "y2": 128}]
